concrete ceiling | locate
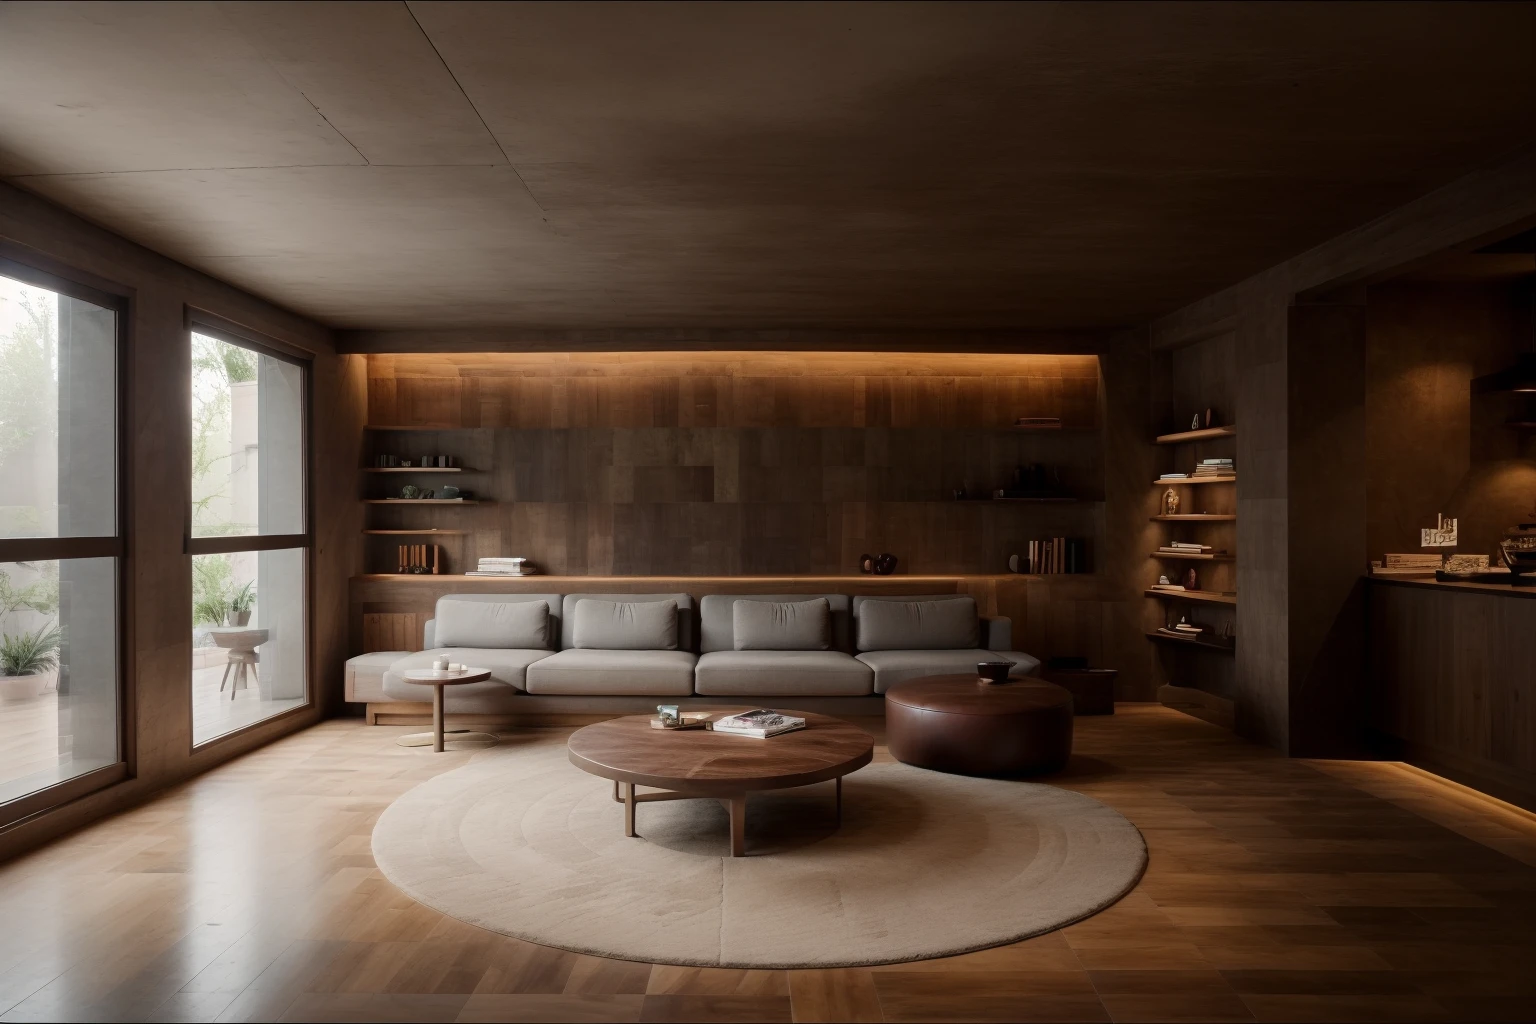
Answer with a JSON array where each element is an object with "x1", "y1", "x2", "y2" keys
[{"x1": 2, "y1": 2, "x2": 1535, "y2": 334}]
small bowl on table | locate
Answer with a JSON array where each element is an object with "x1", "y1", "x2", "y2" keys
[{"x1": 977, "y1": 661, "x2": 1013, "y2": 684}]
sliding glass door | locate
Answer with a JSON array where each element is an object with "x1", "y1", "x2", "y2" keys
[
  {"x1": 0, "y1": 259, "x2": 124, "y2": 820},
  {"x1": 188, "y1": 326, "x2": 309, "y2": 746}
]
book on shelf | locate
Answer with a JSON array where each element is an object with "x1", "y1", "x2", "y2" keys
[
  {"x1": 1166, "y1": 541, "x2": 1213, "y2": 551},
  {"x1": 1155, "y1": 626, "x2": 1199, "y2": 641},
  {"x1": 468, "y1": 556, "x2": 539, "y2": 576},
  {"x1": 1024, "y1": 537, "x2": 1088, "y2": 574},
  {"x1": 1158, "y1": 473, "x2": 1190, "y2": 480},
  {"x1": 1150, "y1": 583, "x2": 1187, "y2": 591},
  {"x1": 1383, "y1": 553, "x2": 1443, "y2": 567},
  {"x1": 396, "y1": 543, "x2": 441, "y2": 574},
  {"x1": 1014, "y1": 416, "x2": 1062, "y2": 429},
  {"x1": 711, "y1": 709, "x2": 806, "y2": 738}
]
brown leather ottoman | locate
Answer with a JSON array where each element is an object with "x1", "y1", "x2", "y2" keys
[{"x1": 885, "y1": 674, "x2": 1074, "y2": 776}]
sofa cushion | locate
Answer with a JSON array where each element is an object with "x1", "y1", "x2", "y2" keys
[
  {"x1": 524, "y1": 649, "x2": 697, "y2": 695},
  {"x1": 695, "y1": 650, "x2": 872, "y2": 696},
  {"x1": 732, "y1": 598, "x2": 831, "y2": 651},
  {"x1": 434, "y1": 599, "x2": 551, "y2": 649},
  {"x1": 857, "y1": 597, "x2": 979, "y2": 651},
  {"x1": 571, "y1": 599, "x2": 678, "y2": 650},
  {"x1": 381, "y1": 648, "x2": 555, "y2": 708},
  {"x1": 561, "y1": 593, "x2": 695, "y2": 651},
  {"x1": 425, "y1": 594, "x2": 562, "y2": 650},
  {"x1": 858, "y1": 648, "x2": 1022, "y2": 693},
  {"x1": 699, "y1": 594, "x2": 851, "y2": 653}
]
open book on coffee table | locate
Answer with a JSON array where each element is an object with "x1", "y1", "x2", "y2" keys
[{"x1": 711, "y1": 709, "x2": 807, "y2": 738}]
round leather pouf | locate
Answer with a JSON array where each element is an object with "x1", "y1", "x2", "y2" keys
[{"x1": 885, "y1": 675, "x2": 1074, "y2": 777}]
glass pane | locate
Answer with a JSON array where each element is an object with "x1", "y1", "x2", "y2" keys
[
  {"x1": 192, "y1": 547, "x2": 306, "y2": 745},
  {"x1": 191, "y1": 332, "x2": 303, "y2": 538},
  {"x1": 0, "y1": 272, "x2": 117, "y2": 538},
  {"x1": 0, "y1": 558, "x2": 118, "y2": 806}
]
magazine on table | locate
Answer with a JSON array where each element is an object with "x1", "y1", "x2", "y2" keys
[{"x1": 712, "y1": 709, "x2": 806, "y2": 738}]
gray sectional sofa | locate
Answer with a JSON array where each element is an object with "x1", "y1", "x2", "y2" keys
[{"x1": 359, "y1": 591, "x2": 1039, "y2": 715}]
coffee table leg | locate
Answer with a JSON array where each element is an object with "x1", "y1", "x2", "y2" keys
[
  {"x1": 729, "y1": 794, "x2": 746, "y2": 857},
  {"x1": 835, "y1": 776, "x2": 842, "y2": 823},
  {"x1": 624, "y1": 783, "x2": 636, "y2": 837},
  {"x1": 432, "y1": 684, "x2": 445, "y2": 753}
]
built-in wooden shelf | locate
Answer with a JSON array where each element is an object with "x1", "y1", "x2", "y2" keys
[
  {"x1": 990, "y1": 497, "x2": 1081, "y2": 504},
  {"x1": 1145, "y1": 588, "x2": 1237, "y2": 606},
  {"x1": 364, "y1": 467, "x2": 475, "y2": 474},
  {"x1": 363, "y1": 499, "x2": 489, "y2": 505},
  {"x1": 1154, "y1": 477, "x2": 1235, "y2": 486},
  {"x1": 1151, "y1": 551, "x2": 1234, "y2": 561},
  {"x1": 365, "y1": 425, "x2": 492, "y2": 431},
  {"x1": 1151, "y1": 514, "x2": 1236, "y2": 522},
  {"x1": 364, "y1": 529, "x2": 468, "y2": 536},
  {"x1": 1504, "y1": 421, "x2": 1536, "y2": 430},
  {"x1": 1145, "y1": 631, "x2": 1236, "y2": 654},
  {"x1": 1155, "y1": 425, "x2": 1237, "y2": 445}
]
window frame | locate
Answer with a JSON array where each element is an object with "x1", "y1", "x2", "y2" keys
[
  {"x1": 0, "y1": 253, "x2": 131, "y2": 829},
  {"x1": 184, "y1": 316, "x2": 314, "y2": 750}
]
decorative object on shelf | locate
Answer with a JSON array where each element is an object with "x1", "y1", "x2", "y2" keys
[
  {"x1": 859, "y1": 554, "x2": 875, "y2": 574},
  {"x1": 976, "y1": 660, "x2": 1013, "y2": 684},
  {"x1": 1184, "y1": 567, "x2": 1199, "y2": 589},
  {"x1": 873, "y1": 553, "x2": 898, "y2": 575},
  {"x1": 439, "y1": 485, "x2": 460, "y2": 500},
  {"x1": 1443, "y1": 554, "x2": 1490, "y2": 573},
  {"x1": 1014, "y1": 416, "x2": 1062, "y2": 429},
  {"x1": 1371, "y1": 553, "x2": 1442, "y2": 577},
  {"x1": 1499, "y1": 510, "x2": 1536, "y2": 585},
  {"x1": 1190, "y1": 412, "x2": 1201, "y2": 430},
  {"x1": 1420, "y1": 513, "x2": 1458, "y2": 548},
  {"x1": 1162, "y1": 487, "x2": 1180, "y2": 516},
  {"x1": 400, "y1": 484, "x2": 422, "y2": 499}
]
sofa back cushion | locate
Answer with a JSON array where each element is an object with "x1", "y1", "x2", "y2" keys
[
  {"x1": 732, "y1": 598, "x2": 832, "y2": 651},
  {"x1": 433, "y1": 595, "x2": 555, "y2": 649},
  {"x1": 571, "y1": 598, "x2": 679, "y2": 650},
  {"x1": 855, "y1": 596, "x2": 979, "y2": 651},
  {"x1": 698, "y1": 594, "x2": 851, "y2": 653}
]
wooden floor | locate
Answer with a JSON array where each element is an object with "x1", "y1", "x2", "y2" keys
[{"x1": 2, "y1": 706, "x2": 1535, "y2": 1023}]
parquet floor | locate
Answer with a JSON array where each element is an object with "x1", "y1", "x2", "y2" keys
[{"x1": 2, "y1": 705, "x2": 1535, "y2": 1023}]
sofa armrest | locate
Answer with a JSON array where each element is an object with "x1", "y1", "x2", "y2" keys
[
  {"x1": 423, "y1": 617, "x2": 435, "y2": 650},
  {"x1": 983, "y1": 616, "x2": 1011, "y2": 652}
]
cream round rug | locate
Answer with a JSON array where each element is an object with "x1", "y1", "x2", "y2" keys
[{"x1": 372, "y1": 738, "x2": 1146, "y2": 968}]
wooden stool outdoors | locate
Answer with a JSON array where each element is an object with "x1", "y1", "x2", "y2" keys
[{"x1": 208, "y1": 628, "x2": 270, "y2": 700}]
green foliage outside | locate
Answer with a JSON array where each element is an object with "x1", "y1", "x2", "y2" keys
[{"x1": 0, "y1": 622, "x2": 62, "y2": 677}]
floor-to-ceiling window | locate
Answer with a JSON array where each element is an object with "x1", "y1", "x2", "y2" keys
[
  {"x1": 0, "y1": 258, "x2": 124, "y2": 821},
  {"x1": 188, "y1": 325, "x2": 308, "y2": 746}
]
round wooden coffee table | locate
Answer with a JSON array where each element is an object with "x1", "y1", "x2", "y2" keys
[
  {"x1": 397, "y1": 667, "x2": 497, "y2": 752},
  {"x1": 567, "y1": 709, "x2": 873, "y2": 857},
  {"x1": 885, "y1": 675, "x2": 1074, "y2": 777}
]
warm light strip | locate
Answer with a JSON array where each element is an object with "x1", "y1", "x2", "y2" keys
[{"x1": 1392, "y1": 761, "x2": 1536, "y2": 824}]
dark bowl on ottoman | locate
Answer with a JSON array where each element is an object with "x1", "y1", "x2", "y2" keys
[{"x1": 976, "y1": 660, "x2": 1012, "y2": 683}]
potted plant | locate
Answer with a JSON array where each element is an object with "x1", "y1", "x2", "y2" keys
[
  {"x1": 0, "y1": 623, "x2": 62, "y2": 701},
  {"x1": 228, "y1": 580, "x2": 256, "y2": 627}
]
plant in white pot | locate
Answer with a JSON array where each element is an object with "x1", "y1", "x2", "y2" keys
[{"x1": 0, "y1": 624, "x2": 62, "y2": 701}]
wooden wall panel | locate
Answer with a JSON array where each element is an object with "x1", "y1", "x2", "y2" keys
[{"x1": 1369, "y1": 580, "x2": 1536, "y2": 809}]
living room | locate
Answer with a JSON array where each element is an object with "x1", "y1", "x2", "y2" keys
[{"x1": 2, "y1": 4, "x2": 1536, "y2": 1022}]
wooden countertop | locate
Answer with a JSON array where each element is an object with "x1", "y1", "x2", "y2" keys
[{"x1": 1366, "y1": 574, "x2": 1536, "y2": 599}]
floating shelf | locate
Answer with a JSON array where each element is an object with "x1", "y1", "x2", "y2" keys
[
  {"x1": 1154, "y1": 477, "x2": 1236, "y2": 486},
  {"x1": 363, "y1": 499, "x2": 489, "y2": 505},
  {"x1": 1151, "y1": 514, "x2": 1236, "y2": 522},
  {"x1": 364, "y1": 529, "x2": 468, "y2": 536},
  {"x1": 1151, "y1": 551, "x2": 1234, "y2": 561},
  {"x1": 364, "y1": 467, "x2": 471, "y2": 473},
  {"x1": 1145, "y1": 631, "x2": 1236, "y2": 654},
  {"x1": 365, "y1": 425, "x2": 492, "y2": 431},
  {"x1": 1155, "y1": 425, "x2": 1238, "y2": 445},
  {"x1": 1145, "y1": 588, "x2": 1238, "y2": 606}
]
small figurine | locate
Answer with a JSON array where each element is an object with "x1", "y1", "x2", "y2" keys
[
  {"x1": 1184, "y1": 567, "x2": 1199, "y2": 589},
  {"x1": 1163, "y1": 487, "x2": 1181, "y2": 516}
]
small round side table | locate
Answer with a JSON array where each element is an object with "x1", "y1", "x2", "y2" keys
[{"x1": 397, "y1": 667, "x2": 497, "y2": 752}]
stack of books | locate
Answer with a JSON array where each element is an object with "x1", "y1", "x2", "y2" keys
[
  {"x1": 396, "y1": 543, "x2": 440, "y2": 574},
  {"x1": 1156, "y1": 623, "x2": 1204, "y2": 641},
  {"x1": 1158, "y1": 472, "x2": 1190, "y2": 481},
  {"x1": 465, "y1": 557, "x2": 539, "y2": 577},
  {"x1": 1157, "y1": 541, "x2": 1224, "y2": 556},
  {"x1": 1369, "y1": 554, "x2": 1442, "y2": 577},
  {"x1": 711, "y1": 709, "x2": 806, "y2": 738},
  {"x1": 1149, "y1": 581, "x2": 1187, "y2": 592},
  {"x1": 1192, "y1": 459, "x2": 1235, "y2": 478},
  {"x1": 1024, "y1": 537, "x2": 1088, "y2": 574}
]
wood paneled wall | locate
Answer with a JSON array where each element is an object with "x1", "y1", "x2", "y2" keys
[
  {"x1": 1368, "y1": 579, "x2": 1536, "y2": 809},
  {"x1": 1151, "y1": 146, "x2": 1536, "y2": 756},
  {"x1": 1366, "y1": 280, "x2": 1534, "y2": 562},
  {"x1": 0, "y1": 182, "x2": 364, "y2": 860},
  {"x1": 365, "y1": 353, "x2": 1106, "y2": 577}
]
